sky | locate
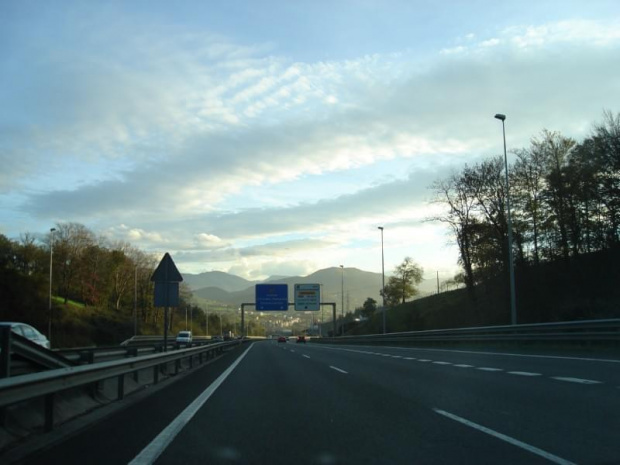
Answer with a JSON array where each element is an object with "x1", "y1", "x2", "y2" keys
[{"x1": 1, "y1": 0, "x2": 619, "y2": 288}]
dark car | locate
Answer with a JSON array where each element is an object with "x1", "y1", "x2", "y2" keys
[
  {"x1": 277, "y1": 336, "x2": 287, "y2": 343},
  {"x1": 296, "y1": 336, "x2": 306, "y2": 343}
]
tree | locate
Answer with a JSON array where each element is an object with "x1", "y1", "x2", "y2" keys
[
  {"x1": 382, "y1": 257, "x2": 423, "y2": 306},
  {"x1": 359, "y1": 297, "x2": 377, "y2": 318},
  {"x1": 430, "y1": 173, "x2": 477, "y2": 296}
]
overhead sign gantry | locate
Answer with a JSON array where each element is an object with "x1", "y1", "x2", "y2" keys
[{"x1": 240, "y1": 283, "x2": 337, "y2": 338}]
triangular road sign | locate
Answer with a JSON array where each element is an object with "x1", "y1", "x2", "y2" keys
[{"x1": 151, "y1": 253, "x2": 183, "y2": 282}]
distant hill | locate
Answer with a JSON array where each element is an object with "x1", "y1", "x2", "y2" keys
[
  {"x1": 188, "y1": 267, "x2": 383, "y2": 311},
  {"x1": 183, "y1": 271, "x2": 256, "y2": 293}
]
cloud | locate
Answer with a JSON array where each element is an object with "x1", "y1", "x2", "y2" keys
[{"x1": 3, "y1": 14, "x2": 620, "y2": 279}]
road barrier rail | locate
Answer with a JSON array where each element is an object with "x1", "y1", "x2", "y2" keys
[
  {"x1": 314, "y1": 318, "x2": 620, "y2": 346},
  {"x1": 0, "y1": 339, "x2": 246, "y2": 432}
]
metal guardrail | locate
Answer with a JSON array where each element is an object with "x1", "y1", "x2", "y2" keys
[
  {"x1": 0, "y1": 339, "x2": 247, "y2": 432},
  {"x1": 312, "y1": 319, "x2": 620, "y2": 346},
  {"x1": 57, "y1": 336, "x2": 216, "y2": 364},
  {"x1": 0, "y1": 327, "x2": 76, "y2": 378}
]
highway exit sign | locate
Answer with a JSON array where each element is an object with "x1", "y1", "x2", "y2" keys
[{"x1": 294, "y1": 283, "x2": 320, "y2": 311}]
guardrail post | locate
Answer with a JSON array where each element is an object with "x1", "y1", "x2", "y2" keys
[
  {"x1": 189, "y1": 354, "x2": 193, "y2": 369},
  {"x1": 153, "y1": 365, "x2": 159, "y2": 384},
  {"x1": 1, "y1": 326, "x2": 11, "y2": 379},
  {"x1": 0, "y1": 327, "x2": 9, "y2": 428},
  {"x1": 44, "y1": 393, "x2": 55, "y2": 432}
]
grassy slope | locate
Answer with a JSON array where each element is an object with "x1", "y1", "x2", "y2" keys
[{"x1": 351, "y1": 246, "x2": 620, "y2": 335}]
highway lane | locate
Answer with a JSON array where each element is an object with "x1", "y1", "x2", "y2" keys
[
  {"x1": 146, "y1": 341, "x2": 620, "y2": 464},
  {"x1": 15, "y1": 345, "x2": 252, "y2": 465},
  {"x1": 14, "y1": 341, "x2": 620, "y2": 464}
]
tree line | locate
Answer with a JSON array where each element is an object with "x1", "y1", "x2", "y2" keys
[
  {"x1": 0, "y1": 222, "x2": 247, "y2": 344},
  {"x1": 430, "y1": 111, "x2": 620, "y2": 299}
]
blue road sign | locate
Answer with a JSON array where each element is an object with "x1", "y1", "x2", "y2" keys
[{"x1": 255, "y1": 284, "x2": 289, "y2": 311}]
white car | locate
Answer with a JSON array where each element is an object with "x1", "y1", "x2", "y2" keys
[
  {"x1": 4, "y1": 322, "x2": 51, "y2": 349},
  {"x1": 176, "y1": 330, "x2": 193, "y2": 345}
]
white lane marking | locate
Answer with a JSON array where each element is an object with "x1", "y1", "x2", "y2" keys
[
  {"x1": 418, "y1": 359, "x2": 431, "y2": 362},
  {"x1": 391, "y1": 355, "x2": 403, "y2": 359},
  {"x1": 330, "y1": 366, "x2": 348, "y2": 374},
  {"x1": 129, "y1": 344, "x2": 255, "y2": 465},
  {"x1": 551, "y1": 376, "x2": 602, "y2": 385},
  {"x1": 453, "y1": 364, "x2": 473, "y2": 368},
  {"x1": 477, "y1": 367, "x2": 503, "y2": 372},
  {"x1": 432, "y1": 361, "x2": 451, "y2": 365},
  {"x1": 290, "y1": 350, "x2": 296, "y2": 353},
  {"x1": 404, "y1": 357, "x2": 416, "y2": 360},
  {"x1": 434, "y1": 409, "x2": 576, "y2": 465},
  {"x1": 302, "y1": 355, "x2": 311, "y2": 359},
  {"x1": 508, "y1": 371, "x2": 542, "y2": 377}
]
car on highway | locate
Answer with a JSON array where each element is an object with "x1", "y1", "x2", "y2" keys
[
  {"x1": 3, "y1": 322, "x2": 50, "y2": 349},
  {"x1": 296, "y1": 336, "x2": 306, "y2": 343},
  {"x1": 277, "y1": 336, "x2": 287, "y2": 343},
  {"x1": 175, "y1": 331, "x2": 192, "y2": 345},
  {"x1": 211, "y1": 335, "x2": 223, "y2": 342}
]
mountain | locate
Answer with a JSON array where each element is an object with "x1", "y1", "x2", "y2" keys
[
  {"x1": 188, "y1": 267, "x2": 383, "y2": 312},
  {"x1": 182, "y1": 271, "x2": 256, "y2": 293}
]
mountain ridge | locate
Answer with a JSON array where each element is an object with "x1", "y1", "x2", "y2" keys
[{"x1": 184, "y1": 267, "x2": 384, "y2": 311}]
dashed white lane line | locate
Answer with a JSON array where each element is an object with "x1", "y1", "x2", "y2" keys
[
  {"x1": 330, "y1": 366, "x2": 348, "y2": 374},
  {"x1": 302, "y1": 355, "x2": 311, "y2": 359},
  {"x1": 433, "y1": 409, "x2": 576, "y2": 465},
  {"x1": 551, "y1": 376, "x2": 602, "y2": 385},
  {"x1": 309, "y1": 346, "x2": 608, "y2": 386}
]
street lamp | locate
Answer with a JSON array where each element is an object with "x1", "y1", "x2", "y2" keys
[
  {"x1": 48, "y1": 227, "x2": 56, "y2": 345},
  {"x1": 494, "y1": 113, "x2": 517, "y2": 325},
  {"x1": 378, "y1": 226, "x2": 386, "y2": 334},
  {"x1": 339, "y1": 265, "x2": 344, "y2": 336}
]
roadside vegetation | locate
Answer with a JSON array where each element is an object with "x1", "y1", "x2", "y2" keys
[{"x1": 342, "y1": 111, "x2": 620, "y2": 334}]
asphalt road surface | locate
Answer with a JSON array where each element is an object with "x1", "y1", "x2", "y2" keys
[{"x1": 16, "y1": 341, "x2": 620, "y2": 464}]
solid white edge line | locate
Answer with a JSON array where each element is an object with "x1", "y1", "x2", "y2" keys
[
  {"x1": 433, "y1": 409, "x2": 576, "y2": 465},
  {"x1": 129, "y1": 343, "x2": 255, "y2": 465},
  {"x1": 329, "y1": 366, "x2": 348, "y2": 374}
]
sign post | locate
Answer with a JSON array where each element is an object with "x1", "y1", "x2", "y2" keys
[{"x1": 151, "y1": 253, "x2": 183, "y2": 351}]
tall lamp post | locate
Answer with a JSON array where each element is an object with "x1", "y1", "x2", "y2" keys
[
  {"x1": 339, "y1": 265, "x2": 344, "y2": 336},
  {"x1": 495, "y1": 113, "x2": 517, "y2": 325},
  {"x1": 378, "y1": 226, "x2": 386, "y2": 334},
  {"x1": 48, "y1": 227, "x2": 56, "y2": 345}
]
